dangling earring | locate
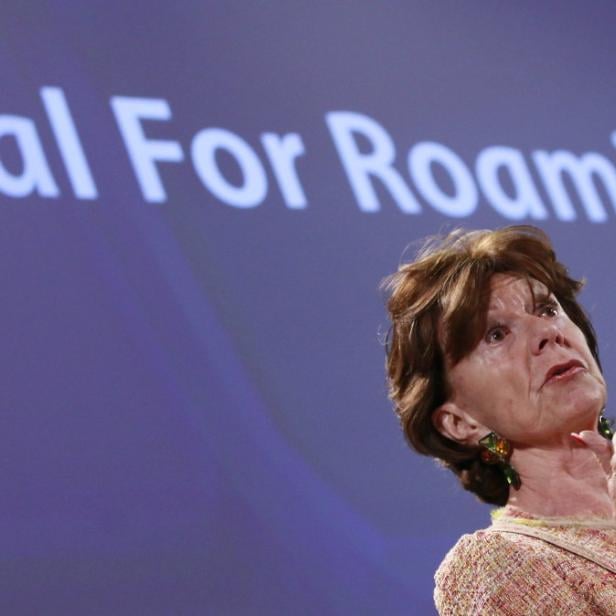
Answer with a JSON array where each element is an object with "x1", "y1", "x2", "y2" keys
[
  {"x1": 598, "y1": 411, "x2": 614, "y2": 440},
  {"x1": 479, "y1": 432, "x2": 521, "y2": 490}
]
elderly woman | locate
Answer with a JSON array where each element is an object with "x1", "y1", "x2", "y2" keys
[{"x1": 383, "y1": 225, "x2": 616, "y2": 614}]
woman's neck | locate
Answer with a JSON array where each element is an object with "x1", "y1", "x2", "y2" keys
[{"x1": 506, "y1": 440, "x2": 615, "y2": 518}]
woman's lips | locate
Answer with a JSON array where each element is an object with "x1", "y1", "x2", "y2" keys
[{"x1": 543, "y1": 359, "x2": 585, "y2": 386}]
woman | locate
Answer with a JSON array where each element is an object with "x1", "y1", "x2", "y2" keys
[{"x1": 383, "y1": 225, "x2": 616, "y2": 614}]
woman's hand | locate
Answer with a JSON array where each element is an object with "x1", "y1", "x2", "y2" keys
[{"x1": 571, "y1": 430, "x2": 616, "y2": 503}]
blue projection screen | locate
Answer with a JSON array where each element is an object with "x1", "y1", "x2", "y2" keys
[{"x1": 3, "y1": 3, "x2": 616, "y2": 613}]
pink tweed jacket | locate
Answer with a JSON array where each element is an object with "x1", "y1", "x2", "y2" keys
[{"x1": 434, "y1": 507, "x2": 616, "y2": 615}]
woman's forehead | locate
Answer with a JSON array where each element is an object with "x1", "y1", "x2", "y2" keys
[{"x1": 487, "y1": 274, "x2": 550, "y2": 310}]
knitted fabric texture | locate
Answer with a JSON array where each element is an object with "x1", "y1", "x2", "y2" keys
[{"x1": 434, "y1": 506, "x2": 616, "y2": 615}]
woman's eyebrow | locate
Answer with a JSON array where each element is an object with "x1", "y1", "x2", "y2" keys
[
  {"x1": 486, "y1": 293, "x2": 552, "y2": 315},
  {"x1": 531, "y1": 288, "x2": 554, "y2": 306}
]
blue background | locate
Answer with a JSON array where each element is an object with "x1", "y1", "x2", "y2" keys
[{"x1": 2, "y1": 3, "x2": 616, "y2": 613}]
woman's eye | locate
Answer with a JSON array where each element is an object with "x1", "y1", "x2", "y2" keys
[
  {"x1": 538, "y1": 302, "x2": 558, "y2": 318},
  {"x1": 486, "y1": 326, "x2": 507, "y2": 344}
]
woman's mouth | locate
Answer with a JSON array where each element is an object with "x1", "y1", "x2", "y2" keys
[{"x1": 543, "y1": 359, "x2": 585, "y2": 386}]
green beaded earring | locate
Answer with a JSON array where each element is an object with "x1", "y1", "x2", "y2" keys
[{"x1": 478, "y1": 432, "x2": 521, "y2": 490}]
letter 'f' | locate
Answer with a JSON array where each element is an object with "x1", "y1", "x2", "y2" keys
[{"x1": 111, "y1": 97, "x2": 184, "y2": 202}]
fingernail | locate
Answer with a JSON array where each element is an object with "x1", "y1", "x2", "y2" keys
[{"x1": 570, "y1": 433, "x2": 584, "y2": 444}]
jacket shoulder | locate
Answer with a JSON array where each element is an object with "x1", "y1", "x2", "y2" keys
[{"x1": 433, "y1": 528, "x2": 590, "y2": 615}]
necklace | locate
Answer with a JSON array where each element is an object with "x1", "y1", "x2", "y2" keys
[{"x1": 492, "y1": 506, "x2": 616, "y2": 530}]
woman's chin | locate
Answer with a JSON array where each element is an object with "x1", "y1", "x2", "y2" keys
[
  {"x1": 516, "y1": 407, "x2": 601, "y2": 447},
  {"x1": 554, "y1": 386, "x2": 606, "y2": 427}
]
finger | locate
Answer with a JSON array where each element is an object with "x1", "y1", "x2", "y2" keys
[
  {"x1": 609, "y1": 434, "x2": 616, "y2": 502},
  {"x1": 570, "y1": 430, "x2": 613, "y2": 474}
]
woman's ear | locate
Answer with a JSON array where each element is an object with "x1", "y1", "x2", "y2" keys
[{"x1": 432, "y1": 402, "x2": 488, "y2": 445}]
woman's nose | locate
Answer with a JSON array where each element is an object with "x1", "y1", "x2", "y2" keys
[{"x1": 533, "y1": 320, "x2": 567, "y2": 354}]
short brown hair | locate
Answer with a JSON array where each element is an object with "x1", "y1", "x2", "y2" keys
[{"x1": 382, "y1": 225, "x2": 600, "y2": 505}]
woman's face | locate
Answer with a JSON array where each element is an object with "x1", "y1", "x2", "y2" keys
[{"x1": 442, "y1": 273, "x2": 607, "y2": 447}]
